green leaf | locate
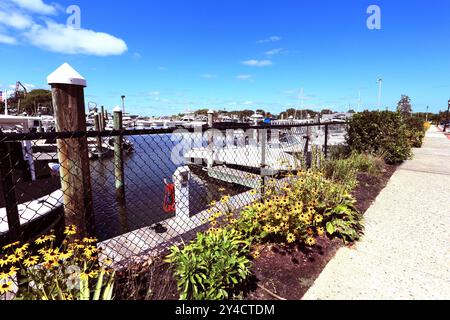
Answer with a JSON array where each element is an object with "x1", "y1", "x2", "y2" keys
[{"x1": 326, "y1": 222, "x2": 335, "y2": 235}]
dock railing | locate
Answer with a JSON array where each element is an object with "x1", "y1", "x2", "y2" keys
[{"x1": 0, "y1": 121, "x2": 347, "y2": 267}]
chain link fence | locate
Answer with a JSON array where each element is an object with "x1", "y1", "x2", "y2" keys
[{"x1": 0, "y1": 122, "x2": 347, "y2": 268}]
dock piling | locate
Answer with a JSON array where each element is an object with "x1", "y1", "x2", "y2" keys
[
  {"x1": 47, "y1": 62, "x2": 94, "y2": 238},
  {"x1": 113, "y1": 106, "x2": 126, "y2": 202}
]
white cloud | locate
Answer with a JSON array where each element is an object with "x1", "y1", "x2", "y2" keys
[
  {"x1": 0, "y1": 11, "x2": 33, "y2": 29},
  {"x1": 24, "y1": 21, "x2": 128, "y2": 56},
  {"x1": 10, "y1": 0, "x2": 56, "y2": 15},
  {"x1": 149, "y1": 91, "x2": 160, "y2": 96},
  {"x1": 0, "y1": 33, "x2": 17, "y2": 44},
  {"x1": 241, "y1": 59, "x2": 273, "y2": 67},
  {"x1": 201, "y1": 73, "x2": 217, "y2": 79},
  {"x1": 257, "y1": 36, "x2": 281, "y2": 44},
  {"x1": 242, "y1": 101, "x2": 255, "y2": 106},
  {"x1": 265, "y1": 48, "x2": 287, "y2": 56},
  {"x1": 236, "y1": 74, "x2": 252, "y2": 80}
]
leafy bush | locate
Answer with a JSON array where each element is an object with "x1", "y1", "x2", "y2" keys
[
  {"x1": 166, "y1": 228, "x2": 251, "y2": 300},
  {"x1": 404, "y1": 116, "x2": 426, "y2": 148},
  {"x1": 231, "y1": 171, "x2": 363, "y2": 246},
  {"x1": 346, "y1": 111, "x2": 412, "y2": 164},
  {"x1": 0, "y1": 226, "x2": 115, "y2": 300}
]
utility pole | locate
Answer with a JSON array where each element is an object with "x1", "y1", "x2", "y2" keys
[
  {"x1": 377, "y1": 78, "x2": 383, "y2": 111},
  {"x1": 358, "y1": 90, "x2": 361, "y2": 112},
  {"x1": 121, "y1": 95, "x2": 126, "y2": 114},
  {"x1": 426, "y1": 106, "x2": 429, "y2": 123}
]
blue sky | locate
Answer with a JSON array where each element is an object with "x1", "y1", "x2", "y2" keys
[{"x1": 1, "y1": 0, "x2": 450, "y2": 116}]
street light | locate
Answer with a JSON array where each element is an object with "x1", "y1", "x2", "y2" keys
[
  {"x1": 121, "y1": 95, "x2": 126, "y2": 114},
  {"x1": 377, "y1": 78, "x2": 383, "y2": 111}
]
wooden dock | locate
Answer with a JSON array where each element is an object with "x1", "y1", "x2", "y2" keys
[{"x1": 208, "y1": 166, "x2": 261, "y2": 189}]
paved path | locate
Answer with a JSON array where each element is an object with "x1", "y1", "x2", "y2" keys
[{"x1": 303, "y1": 126, "x2": 450, "y2": 300}]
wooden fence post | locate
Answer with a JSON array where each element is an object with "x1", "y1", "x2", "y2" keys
[{"x1": 47, "y1": 63, "x2": 94, "y2": 238}]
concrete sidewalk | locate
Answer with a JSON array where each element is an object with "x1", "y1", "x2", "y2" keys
[{"x1": 303, "y1": 126, "x2": 450, "y2": 300}]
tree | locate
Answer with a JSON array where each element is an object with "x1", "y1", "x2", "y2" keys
[
  {"x1": 8, "y1": 89, "x2": 53, "y2": 115},
  {"x1": 321, "y1": 109, "x2": 333, "y2": 115},
  {"x1": 397, "y1": 95, "x2": 413, "y2": 117}
]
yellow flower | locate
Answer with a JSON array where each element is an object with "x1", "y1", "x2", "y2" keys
[
  {"x1": 314, "y1": 215, "x2": 324, "y2": 223},
  {"x1": 210, "y1": 200, "x2": 217, "y2": 207},
  {"x1": 64, "y1": 225, "x2": 77, "y2": 236},
  {"x1": 274, "y1": 212, "x2": 282, "y2": 220},
  {"x1": 59, "y1": 250, "x2": 74, "y2": 260},
  {"x1": 220, "y1": 196, "x2": 230, "y2": 204},
  {"x1": 306, "y1": 227, "x2": 314, "y2": 236},
  {"x1": 8, "y1": 266, "x2": 19, "y2": 277},
  {"x1": 317, "y1": 227, "x2": 325, "y2": 236},
  {"x1": 263, "y1": 225, "x2": 272, "y2": 233},
  {"x1": 305, "y1": 237, "x2": 316, "y2": 246},
  {"x1": 88, "y1": 270, "x2": 99, "y2": 278},
  {"x1": 82, "y1": 237, "x2": 97, "y2": 244},
  {"x1": 250, "y1": 189, "x2": 257, "y2": 196},
  {"x1": 34, "y1": 234, "x2": 55, "y2": 245},
  {"x1": 0, "y1": 273, "x2": 9, "y2": 280},
  {"x1": 286, "y1": 233, "x2": 296, "y2": 243},
  {"x1": 0, "y1": 282, "x2": 14, "y2": 295},
  {"x1": 252, "y1": 251, "x2": 260, "y2": 259},
  {"x1": 14, "y1": 244, "x2": 29, "y2": 255},
  {"x1": 2, "y1": 241, "x2": 20, "y2": 250},
  {"x1": 7, "y1": 254, "x2": 22, "y2": 263},
  {"x1": 43, "y1": 249, "x2": 60, "y2": 262},
  {"x1": 103, "y1": 258, "x2": 113, "y2": 266},
  {"x1": 273, "y1": 226, "x2": 281, "y2": 233},
  {"x1": 23, "y1": 256, "x2": 40, "y2": 268},
  {"x1": 210, "y1": 220, "x2": 218, "y2": 227},
  {"x1": 0, "y1": 258, "x2": 9, "y2": 267}
]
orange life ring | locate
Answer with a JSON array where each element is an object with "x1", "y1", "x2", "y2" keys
[{"x1": 163, "y1": 183, "x2": 176, "y2": 213}]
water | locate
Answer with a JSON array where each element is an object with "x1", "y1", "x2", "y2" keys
[{"x1": 90, "y1": 133, "x2": 246, "y2": 241}]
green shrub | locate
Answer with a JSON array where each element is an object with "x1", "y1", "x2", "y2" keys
[
  {"x1": 346, "y1": 111, "x2": 412, "y2": 164},
  {"x1": 404, "y1": 116, "x2": 426, "y2": 148},
  {"x1": 166, "y1": 228, "x2": 251, "y2": 300}
]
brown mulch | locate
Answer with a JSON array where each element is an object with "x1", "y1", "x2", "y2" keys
[{"x1": 244, "y1": 164, "x2": 399, "y2": 300}]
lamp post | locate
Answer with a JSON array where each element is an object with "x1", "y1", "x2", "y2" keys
[
  {"x1": 121, "y1": 95, "x2": 126, "y2": 114},
  {"x1": 377, "y1": 78, "x2": 383, "y2": 111}
]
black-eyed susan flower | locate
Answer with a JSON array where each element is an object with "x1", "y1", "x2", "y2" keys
[
  {"x1": 314, "y1": 215, "x2": 324, "y2": 223},
  {"x1": 8, "y1": 266, "x2": 19, "y2": 277},
  {"x1": 274, "y1": 212, "x2": 282, "y2": 220},
  {"x1": 252, "y1": 251, "x2": 260, "y2": 259},
  {"x1": 0, "y1": 272, "x2": 9, "y2": 280},
  {"x1": 0, "y1": 258, "x2": 9, "y2": 267},
  {"x1": 317, "y1": 227, "x2": 325, "y2": 236},
  {"x1": 82, "y1": 237, "x2": 97, "y2": 244},
  {"x1": 286, "y1": 233, "x2": 296, "y2": 243},
  {"x1": 250, "y1": 189, "x2": 257, "y2": 196},
  {"x1": 220, "y1": 195, "x2": 230, "y2": 204},
  {"x1": 0, "y1": 282, "x2": 14, "y2": 295},
  {"x1": 210, "y1": 200, "x2": 217, "y2": 207},
  {"x1": 7, "y1": 254, "x2": 22, "y2": 263},
  {"x1": 23, "y1": 256, "x2": 40, "y2": 268},
  {"x1": 2, "y1": 241, "x2": 20, "y2": 250},
  {"x1": 306, "y1": 227, "x2": 314, "y2": 235},
  {"x1": 64, "y1": 225, "x2": 77, "y2": 236},
  {"x1": 305, "y1": 237, "x2": 316, "y2": 246}
]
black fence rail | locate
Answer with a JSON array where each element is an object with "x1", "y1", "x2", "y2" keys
[{"x1": 0, "y1": 122, "x2": 347, "y2": 267}]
